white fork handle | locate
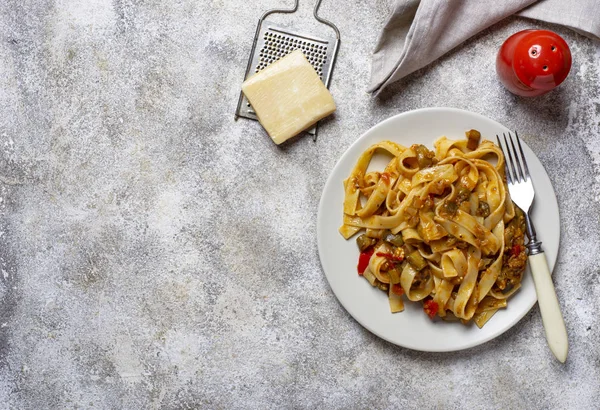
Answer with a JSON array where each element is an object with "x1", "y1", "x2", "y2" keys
[{"x1": 529, "y1": 252, "x2": 568, "y2": 363}]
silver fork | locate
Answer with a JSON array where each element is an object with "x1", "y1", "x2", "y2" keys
[{"x1": 497, "y1": 132, "x2": 568, "y2": 363}]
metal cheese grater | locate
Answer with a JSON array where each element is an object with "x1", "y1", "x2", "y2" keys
[{"x1": 235, "y1": 0, "x2": 340, "y2": 140}]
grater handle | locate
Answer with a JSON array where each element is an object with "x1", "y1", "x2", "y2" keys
[
  {"x1": 313, "y1": 0, "x2": 340, "y2": 40},
  {"x1": 261, "y1": 1, "x2": 340, "y2": 41},
  {"x1": 260, "y1": 0, "x2": 299, "y2": 21}
]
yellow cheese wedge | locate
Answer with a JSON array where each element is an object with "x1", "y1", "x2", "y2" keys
[{"x1": 242, "y1": 49, "x2": 336, "y2": 144}]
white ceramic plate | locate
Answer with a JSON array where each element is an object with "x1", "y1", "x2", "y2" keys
[{"x1": 317, "y1": 107, "x2": 560, "y2": 352}]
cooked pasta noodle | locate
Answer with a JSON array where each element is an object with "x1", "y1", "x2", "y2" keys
[{"x1": 340, "y1": 131, "x2": 527, "y2": 328}]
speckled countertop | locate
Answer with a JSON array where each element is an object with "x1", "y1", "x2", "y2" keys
[{"x1": 1, "y1": 1, "x2": 599, "y2": 408}]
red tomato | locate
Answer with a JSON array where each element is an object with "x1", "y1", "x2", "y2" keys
[
  {"x1": 375, "y1": 252, "x2": 404, "y2": 262},
  {"x1": 391, "y1": 284, "x2": 404, "y2": 295},
  {"x1": 357, "y1": 249, "x2": 374, "y2": 275},
  {"x1": 511, "y1": 244, "x2": 523, "y2": 256},
  {"x1": 496, "y1": 30, "x2": 571, "y2": 96},
  {"x1": 423, "y1": 299, "x2": 439, "y2": 319}
]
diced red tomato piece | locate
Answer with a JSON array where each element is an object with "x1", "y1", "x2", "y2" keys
[
  {"x1": 375, "y1": 252, "x2": 404, "y2": 262},
  {"x1": 357, "y1": 249, "x2": 374, "y2": 275},
  {"x1": 512, "y1": 244, "x2": 523, "y2": 256},
  {"x1": 423, "y1": 299, "x2": 439, "y2": 319}
]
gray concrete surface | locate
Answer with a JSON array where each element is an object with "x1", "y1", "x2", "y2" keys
[{"x1": 1, "y1": 0, "x2": 599, "y2": 408}]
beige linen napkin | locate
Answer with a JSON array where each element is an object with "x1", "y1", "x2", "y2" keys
[{"x1": 369, "y1": 0, "x2": 600, "y2": 94}]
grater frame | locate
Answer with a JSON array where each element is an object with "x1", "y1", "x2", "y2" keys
[{"x1": 235, "y1": 0, "x2": 340, "y2": 140}]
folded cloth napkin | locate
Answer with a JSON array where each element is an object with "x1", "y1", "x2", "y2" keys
[{"x1": 369, "y1": 0, "x2": 600, "y2": 94}]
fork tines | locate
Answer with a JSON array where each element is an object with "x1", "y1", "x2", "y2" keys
[{"x1": 496, "y1": 131, "x2": 530, "y2": 184}]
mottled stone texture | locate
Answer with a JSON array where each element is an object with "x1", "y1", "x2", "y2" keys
[{"x1": 0, "y1": 0, "x2": 598, "y2": 408}]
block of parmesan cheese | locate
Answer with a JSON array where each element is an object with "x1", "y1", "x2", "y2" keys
[{"x1": 241, "y1": 49, "x2": 336, "y2": 144}]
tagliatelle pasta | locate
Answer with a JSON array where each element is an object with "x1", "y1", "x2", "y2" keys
[{"x1": 340, "y1": 131, "x2": 527, "y2": 328}]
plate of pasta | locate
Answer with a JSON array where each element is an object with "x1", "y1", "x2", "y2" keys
[{"x1": 317, "y1": 107, "x2": 559, "y2": 352}]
